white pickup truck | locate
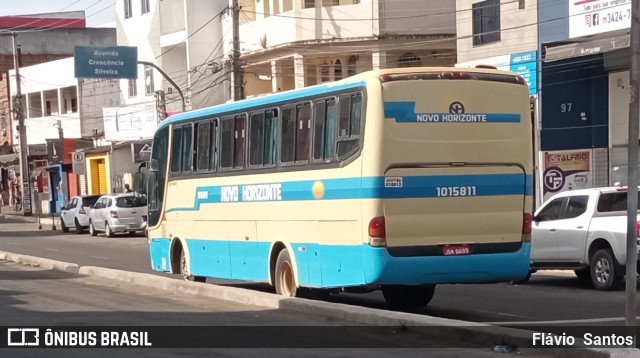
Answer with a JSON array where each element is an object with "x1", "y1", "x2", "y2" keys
[{"x1": 528, "y1": 187, "x2": 640, "y2": 291}]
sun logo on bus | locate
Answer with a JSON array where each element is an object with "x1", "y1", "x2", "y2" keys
[{"x1": 312, "y1": 181, "x2": 325, "y2": 199}]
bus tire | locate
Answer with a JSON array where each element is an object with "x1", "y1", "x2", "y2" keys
[
  {"x1": 179, "y1": 248, "x2": 205, "y2": 282},
  {"x1": 590, "y1": 248, "x2": 622, "y2": 291},
  {"x1": 275, "y1": 249, "x2": 297, "y2": 297},
  {"x1": 381, "y1": 284, "x2": 436, "y2": 307},
  {"x1": 509, "y1": 270, "x2": 532, "y2": 285}
]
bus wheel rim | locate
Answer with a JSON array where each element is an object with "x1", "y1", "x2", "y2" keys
[{"x1": 281, "y1": 261, "x2": 293, "y2": 296}]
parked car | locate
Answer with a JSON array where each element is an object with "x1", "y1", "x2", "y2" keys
[
  {"x1": 528, "y1": 187, "x2": 640, "y2": 290},
  {"x1": 88, "y1": 194, "x2": 148, "y2": 237},
  {"x1": 60, "y1": 195, "x2": 102, "y2": 234}
]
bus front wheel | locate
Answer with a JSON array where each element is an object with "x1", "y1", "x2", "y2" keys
[
  {"x1": 381, "y1": 284, "x2": 436, "y2": 307},
  {"x1": 275, "y1": 249, "x2": 298, "y2": 297}
]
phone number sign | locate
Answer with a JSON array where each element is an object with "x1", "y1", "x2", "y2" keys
[{"x1": 570, "y1": 0, "x2": 631, "y2": 38}]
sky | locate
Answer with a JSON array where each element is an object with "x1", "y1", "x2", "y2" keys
[{"x1": 0, "y1": 0, "x2": 116, "y2": 27}]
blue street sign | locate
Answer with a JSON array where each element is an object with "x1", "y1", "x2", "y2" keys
[{"x1": 74, "y1": 46, "x2": 138, "y2": 79}]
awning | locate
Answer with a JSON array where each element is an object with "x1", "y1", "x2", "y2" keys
[
  {"x1": 544, "y1": 34, "x2": 630, "y2": 62},
  {"x1": 0, "y1": 153, "x2": 18, "y2": 166}
]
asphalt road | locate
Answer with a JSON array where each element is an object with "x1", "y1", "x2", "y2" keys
[
  {"x1": 0, "y1": 221, "x2": 639, "y2": 326},
  {"x1": 0, "y1": 260, "x2": 529, "y2": 357}
]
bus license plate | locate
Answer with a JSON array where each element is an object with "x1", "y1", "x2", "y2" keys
[{"x1": 443, "y1": 245, "x2": 470, "y2": 256}]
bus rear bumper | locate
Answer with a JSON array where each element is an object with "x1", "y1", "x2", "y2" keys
[{"x1": 364, "y1": 242, "x2": 531, "y2": 285}]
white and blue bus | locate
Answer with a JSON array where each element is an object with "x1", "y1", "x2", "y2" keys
[{"x1": 147, "y1": 67, "x2": 533, "y2": 306}]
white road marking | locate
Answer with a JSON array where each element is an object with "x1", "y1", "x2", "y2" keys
[
  {"x1": 45, "y1": 248, "x2": 60, "y2": 252},
  {"x1": 6, "y1": 242, "x2": 19, "y2": 245},
  {"x1": 474, "y1": 309, "x2": 531, "y2": 319},
  {"x1": 483, "y1": 316, "x2": 640, "y2": 325},
  {"x1": 91, "y1": 256, "x2": 109, "y2": 260}
]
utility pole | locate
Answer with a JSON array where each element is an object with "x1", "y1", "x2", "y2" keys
[
  {"x1": 231, "y1": 0, "x2": 244, "y2": 101},
  {"x1": 5, "y1": 32, "x2": 32, "y2": 216},
  {"x1": 626, "y1": 0, "x2": 640, "y2": 328}
]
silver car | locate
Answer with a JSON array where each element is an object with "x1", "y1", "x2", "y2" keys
[
  {"x1": 60, "y1": 195, "x2": 102, "y2": 234},
  {"x1": 88, "y1": 194, "x2": 148, "y2": 237}
]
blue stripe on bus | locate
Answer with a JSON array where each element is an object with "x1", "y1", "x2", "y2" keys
[
  {"x1": 159, "y1": 80, "x2": 367, "y2": 130},
  {"x1": 149, "y1": 237, "x2": 531, "y2": 287},
  {"x1": 165, "y1": 174, "x2": 533, "y2": 213},
  {"x1": 383, "y1": 101, "x2": 521, "y2": 123}
]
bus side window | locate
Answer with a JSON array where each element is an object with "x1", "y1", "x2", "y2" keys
[
  {"x1": 195, "y1": 120, "x2": 211, "y2": 172},
  {"x1": 220, "y1": 117, "x2": 234, "y2": 169},
  {"x1": 233, "y1": 115, "x2": 246, "y2": 169},
  {"x1": 211, "y1": 120, "x2": 218, "y2": 171},
  {"x1": 249, "y1": 112, "x2": 265, "y2": 166},
  {"x1": 170, "y1": 126, "x2": 183, "y2": 173},
  {"x1": 280, "y1": 107, "x2": 296, "y2": 164},
  {"x1": 295, "y1": 102, "x2": 311, "y2": 163},
  {"x1": 249, "y1": 109, "x2": 277, "y2": 167},
  {"x1": 313, "y1": 98, "x2": 337, "y2": 162},
  {"x1": 336, "y1": 92, "x2": 361, "y2": 159},
  {"x1": 264, "y1": 110, "x2": 277, "y2": 166},
  {"x1": 181, "y1": 123, "x2": 193, "y2": 173}
]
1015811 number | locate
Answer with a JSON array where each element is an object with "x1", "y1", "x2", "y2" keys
[{"x1": 436, "y1": 186, "x2": 477, "y2": 197}]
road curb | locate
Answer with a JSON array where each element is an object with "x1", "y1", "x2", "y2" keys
[
  {"x1": 78, "y1": 266, "x2": 284, "y2": 309},
  {"x1": 0, "y1": 251, "x2": 78, "y2": 273},
  {"x1": 2, "y1": 252, "x2": 639, "y2": 357}
]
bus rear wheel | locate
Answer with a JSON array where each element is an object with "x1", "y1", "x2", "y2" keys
[
  {"x1": 275, "y1": 249, "x2": 297, "y2": 297},
  {"x1": 179, "y1": 249, "x2": 205, "y2": 283},
  {"x1": 381, "y1": 285, "x2": 436, "y2": 307}
]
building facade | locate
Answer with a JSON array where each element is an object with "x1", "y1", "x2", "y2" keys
[
  {"x1": 9, "y1": 58, "x2": 119, "y2": 214},
  {"x1": 223, "y1": 0, "x2": 458, "y2": 98},
  {"x1": 538, "y1": 0, "x2": 624, "y2": 204}
]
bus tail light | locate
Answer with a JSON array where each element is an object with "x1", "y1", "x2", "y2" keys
[
  {"x1": 522, "y1": 213, "x2": 532, "y2": 242},
  {"x1": 110, "y1": 210, "x2": 119, "y2": 219},
  {"x1": 142, "y1": 215, "x2": 148, "y2": 222},
  {"x1": 368, "y1": 216, "x2": 386, "y2": 247},
  {"x1": 440, "y1": 71, "x2": 471, "y2": 80}
]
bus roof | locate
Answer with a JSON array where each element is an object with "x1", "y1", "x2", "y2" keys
[{"x1": 157, "y1": 66, "x2": 522, "y2": 131}]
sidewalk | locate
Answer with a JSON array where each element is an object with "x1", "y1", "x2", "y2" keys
[{"x1": 0, "y1": 205, "x2": 59, "y2": 229}]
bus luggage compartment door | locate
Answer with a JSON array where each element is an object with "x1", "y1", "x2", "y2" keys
[{"x1": 382, "y1": 165, "x2": 527, "y2": 256}]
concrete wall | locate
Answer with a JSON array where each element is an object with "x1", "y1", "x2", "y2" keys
[
  {"x1": 538, "y1": 0, "x2": 569, "y2": 44},
  {"x1": 379, "y1": 0, "x2": 456, "y2": 36},
  {"x1": 79, "y1": 78, "x2": 121, "y2": 138},
  {"x1": 116, "y1": 0, "x2": 162, "y2": 108},
  {"x1": 8, "y1": 58, "x2": 81, "y2": 145},
  {"x1": 185, "y1": 0, "x2": 228, "y2": 108},
  {"x1": 456, "y1": 0, "x2": 538, "y2": 63}
]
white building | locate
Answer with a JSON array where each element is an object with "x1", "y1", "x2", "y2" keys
[
  {"x1": 222, "y1": 0, "x2": 457, "y2": 97},
  {"x1": 109, "y1": 0, "x2": 228, "y2": 127},
  {"x1": 9, "y1": 57, "x2": 118, "y2": 147}
]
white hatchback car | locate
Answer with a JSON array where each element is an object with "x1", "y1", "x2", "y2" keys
[
  {"x1": 88, "y1": 194, "x2": 148, "y2": 237},
  {"x1": 60, "y1": 195, "x2": 102, "y2": 234}
]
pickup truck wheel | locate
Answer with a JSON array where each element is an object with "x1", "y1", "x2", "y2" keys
[{"x1": 590, "y1": 249, "x2": 622, "y2": 291}]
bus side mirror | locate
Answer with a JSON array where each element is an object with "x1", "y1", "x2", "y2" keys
[{"x1": 149, "y1": 159, "x2": 159, "y2": 171}]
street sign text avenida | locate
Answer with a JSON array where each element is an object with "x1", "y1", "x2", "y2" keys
[{"x1": 74, "y1": 46, "x2": 138, "y2": 79}]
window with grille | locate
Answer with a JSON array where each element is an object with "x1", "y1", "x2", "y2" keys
[{"x1": 472, "y1": 0, "x2": 501, "y2": 46}]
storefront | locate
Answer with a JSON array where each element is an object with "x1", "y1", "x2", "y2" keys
[{"x1": 538, "y1": 0, "x2": 632, "y2": 204}]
